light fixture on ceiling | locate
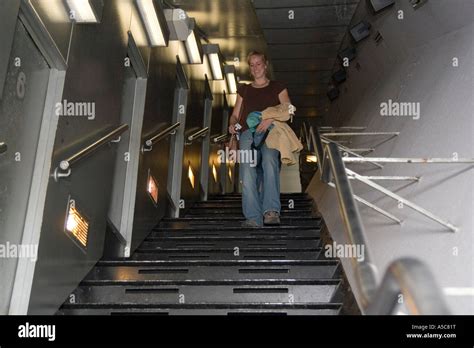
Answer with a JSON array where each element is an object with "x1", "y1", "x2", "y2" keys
[
  {"x1": 135, "y1": 0, "x2": 169, "y2": 47},
  {"x1": 350, "y1": 21, "x2": 371, "y2": 42},
  {"x1": 66, "y1": 0, "x2": 103, "y2": 23},
  {"x1": 369, "y1": 0, "x2": 395, "y2": 12},
  {"x1": 163, "y1": 9, "x2": 203, "y2": 64},
  {"x1": 224, "y1": 65, "x2": 237, "y2": 94},
  {"x1": 203, "y1": 44, "x2": 224, "y2": 80},
  {"x1": 184, "y1": 18, "x2": 203, "y2": 64}
]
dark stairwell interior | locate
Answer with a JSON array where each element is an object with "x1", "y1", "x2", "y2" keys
[{"x1": 58, "y1": 193, "x2": 359, "y2": 315}]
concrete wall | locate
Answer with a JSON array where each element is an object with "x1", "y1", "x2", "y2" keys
[{"x1": 308, "y1": 0, "x2": 474, "y2": 314}]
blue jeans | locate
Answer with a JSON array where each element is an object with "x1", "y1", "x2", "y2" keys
[{"x1": 239, "y1": 129, "x2": 281, "y2": 226}]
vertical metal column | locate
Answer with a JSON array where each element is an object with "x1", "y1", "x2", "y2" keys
[
  {"x1": 108, "y1": 31, "x2": 148, "y2": 256},
  {"x1": 219, "y1": 91, "x2": 229, "y2": 194},
  {"x1": 199, "y1": 75, "x2": 213, "y2": 201},
  {"x1": 167, "y1": 57, "x2": 189, "y2": 218},
  {"x1": 8, "y1": 1, "x2": 67, "y2": 314}
]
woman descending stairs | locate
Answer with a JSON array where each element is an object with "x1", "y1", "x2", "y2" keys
[{"x1": 58, "y1": 193, "x2": 352, "y2": 315}]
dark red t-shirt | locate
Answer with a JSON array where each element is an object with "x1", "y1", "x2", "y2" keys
[{"x1": 237, "y1": 80, "x2": 286, "y2": 132}]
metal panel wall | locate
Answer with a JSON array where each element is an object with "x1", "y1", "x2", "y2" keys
[
  {"x1": 129, "y1": 39, "x2": 179, "y2": 252},
  {"x1": 0, "y1": 20, "x2": 51, "y2": 314},
  {"x1": 1, "y1": 0, "x2": 228, "y2": 314},
  {"x1": 28, "y1": 0, "x2": 131, "y2": 314},
  {"x1": 0, "y1": 0, "x2": 20, "y2": 99}
]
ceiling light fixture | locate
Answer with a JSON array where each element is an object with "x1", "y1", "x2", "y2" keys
[
  {"x1": 224, "y1": 65, "x2": 237, "y2": 94},
  {"x1": 66, "y1": 0, "x2": 102, "y2": 23},
  {"x1": 203, "y1": 44, "x2": 224, "y2": 80},
  {"x1": 184, "y1": 18, "x2": 203, "y2": 64},
  {"x1": 135, "y1": 0, "x2": 169, "y2": 47}
]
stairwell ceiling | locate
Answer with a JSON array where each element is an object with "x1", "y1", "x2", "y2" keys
[{"x1": 175, "y1": 0, "x2": 360, "y2": 120}]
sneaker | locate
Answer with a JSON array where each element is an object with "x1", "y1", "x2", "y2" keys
[
  {"x1": 241, "y1": 219, "x2": 261, "y2": 228},
  {"x1": 264, "y1": 211, "x2": 280, "y2": 225}
]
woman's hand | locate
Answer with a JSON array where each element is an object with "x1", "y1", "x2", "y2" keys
[
  {"x1": 256, "y1": 118, "x2": 273, "y2": 133},
  {"x1": 228, "y1": 124, "x2": 238, "y2": 134}
]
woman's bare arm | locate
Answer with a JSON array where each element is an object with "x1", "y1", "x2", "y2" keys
[
  {"x1": 228, "y1": 94, "x2": 243, "y2": 134},
  {"x1": 278, "y1": 88, "x2": 291, "y2": 104}
]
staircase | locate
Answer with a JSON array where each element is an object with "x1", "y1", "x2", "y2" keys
[{"x1": 58, "y1": 193, "x2": 347, "y2": 315}]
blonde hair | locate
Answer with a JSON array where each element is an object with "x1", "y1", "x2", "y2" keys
[{"x1": 247, "y1": 51, "x2": 268, "y2": 65}]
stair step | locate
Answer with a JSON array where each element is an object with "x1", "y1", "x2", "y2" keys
[
  {"x1": 129, "y1": 248, "x2": 322, "y2": 260},
  {"x1": 57, "y1": 303, "x2": 342, "y2": 315},
  {"x1": 149, "y1": 231, "x2": 320, "y2": 239},
  {"x1": 184, "y1": 209, "x2": 313, "y2": 215},
  {"x1": 160, "y1": 217, "x2": 322, "y2": 228},
  {"x1": 209, "y1": 193, "x2": 309, "y2": 196},
  {"x1": 140, "y1": 238, "x2": 320, "y2": 249},
  {"x1": 193, "y1": 202, "x2": 313, "y2": 208},
  {"x1": 86, "y1": 261, "x2": 339, "y2": 281},
  {"x1": 68, "y1": 280, "x2": 340, "y2": 304},
  {"x1": 153, "y1": 225, "x2": 321, "y2": 233}
]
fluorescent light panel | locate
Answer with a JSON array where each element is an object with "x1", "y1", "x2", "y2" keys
[
  {"x1": 66, "y1": 0, "x2": 99, "y2": 23},
  {"x1": 203, "y1": 44, "x2": 223, "y2": 80},
  {"x1": 209, "y1": 53, "x2": 223, "y2": 80},
  {"x1": 224, "y1": 66, "x2": 237, "y2": 94},
  {"x1": 185, "y1": 30, "x2": 202, "y2": 64},
  {"x1": 136, "y1": 0, "x2": 167, "y2": 46}
]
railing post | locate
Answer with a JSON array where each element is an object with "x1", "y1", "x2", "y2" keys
[{"x1": 167, "y1": 88, "x2": 188, "y2": 218}]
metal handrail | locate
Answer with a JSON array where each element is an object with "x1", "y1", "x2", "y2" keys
[
  {"x1": 326, "y1": 142, "x2": 378, "y2": 309},
  {"x1": 366, "y1": 258, "x2": 450, "y2": 315},
  {"x1": 213, "y1": 133, "x2": 231, "y2": 143},
  {"x1": 310, "y1": 126, "x2": 450, "y2": 314},
  {"x1": 142, "y1": 122, "x2": 180, "y2": 153},
  {"x1": 145, "y1": 122, "x2": 180, "y2": 147},
  {"x1": 187, "y1": 127, "x2": 209, "y2": 142},
  {"x1": 53, "y1": 124, "x2": 129, "y2": 181},
  {"x1": 0, "y1": 142, "x2": 7, "y2": 155}
]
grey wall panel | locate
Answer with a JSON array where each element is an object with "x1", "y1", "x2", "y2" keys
[
  {"x1": 209, "y1": 92, "x2": 225, "y2": 195},
  {"x1": 310, "y1": 0, "x2": 474, "y2": 314},
  {"x1": 130, "y1": 42, "x2": 178, "y2": 252},
  {"x1": 107, "y1": 65, "x2": 138, "y2": 242},
  {"x1": 28, "y1": 0, "x2": 131, "y2": 314},
  {"x1": 16, "y1": 0, "x2": 228, "y2": 313},
  {"x1": 180, "y1": 60, "x2": 208, "y2": 210},
  {"x1": 29, "y1": 0, "x2": 72, "y2": 62},
  {"x1": 0, "y1": 0, "x2": 20, "y2": 99},
  {"x1": 0, "y1": 20, "x2": 50, "y2": 314}
]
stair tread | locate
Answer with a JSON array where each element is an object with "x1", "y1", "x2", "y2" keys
[
  {"x1": 80, "y1": 279, "x2": 341, "y2": 285},
  {"x1": 96, "y1": 260, "x2": 338, "y2": 266}
]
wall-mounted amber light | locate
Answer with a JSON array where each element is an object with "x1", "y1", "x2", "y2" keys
[
  {"x1": 188, "y1": 163, "x2": 195, "y2": 189},
  {"x1": 64, "y1": 198, "x2": 89, "y2": 249},
  {"x1": 212, "y1": 162, "x2": 218, "y2": 183},
  {"x1": 147, "y1": 170, "x2": 159, "y2": 205},
  {"x1": 306, "y1": 155, "x2": 317, "y2": 163},
  {"x1": 228, "y1": 166, "x2": 232, "y2": 182}
]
